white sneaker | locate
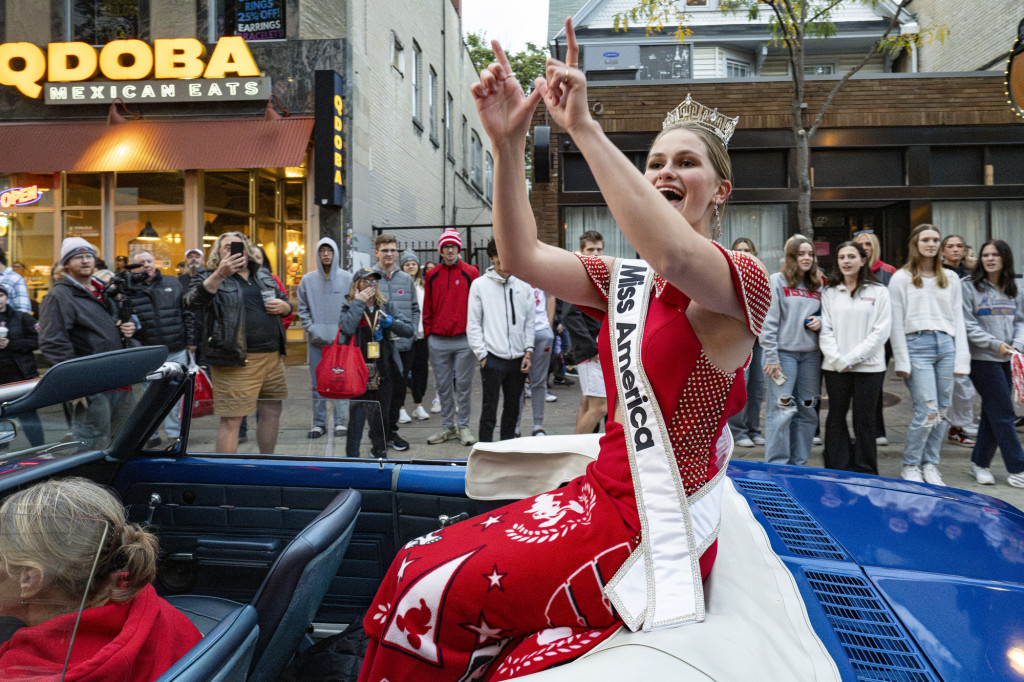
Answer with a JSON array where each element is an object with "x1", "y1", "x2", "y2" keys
[
  {"x1": 545, "y1": 392, "x2": 558, "y2": 403},
  {"x1": 813, "y1": 436, "x2": 823, "y2": 446},
  {"x1": 921, "y1": 463, "x2": 945, "y2": 486},
  {"x1": 875, "y1": 436, "x2": 889, "y2": 446},
  {"x1": 901, "y1": 465, "x2": 924, "y2": 482},
  {"x1": 398, "y1": 408, "x2": 412, "y2": 424},
  {"x1": 752, "y1": 435, "x2": 765, "y2": 446},
  {"x1": 969, "y1": 462, "x2": 995, "y2": 485},
  {"x1": 1008, "y1": 472, "x2": 1024, "y2": 488},
  {"x1": 735, "y1": 437, "x2": 755, "y2": 448},
  {"x1": 413, "y1": 405, "x2": 430, "y2": 420},
  {"x1": 962, "y1": 423, "x2": 979, "y2": 438},
  {"x1": 430, "y1": 397, "x2": 441, "y2": 413}
]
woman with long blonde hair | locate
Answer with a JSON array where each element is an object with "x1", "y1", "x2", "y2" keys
[
  {"x1": 761, "y1": 235, "x2": 823, "y2": 466},
  {"x1": 889, "y1": 224, "x2": 969, "y2": 484}
]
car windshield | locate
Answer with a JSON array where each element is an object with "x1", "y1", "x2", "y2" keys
[
  {"x1": 0, "y1": 512, "x2": 108, "y2": 679},
  {"x1": 0, "y1": 377, "x2": 151, "y2": 470}
]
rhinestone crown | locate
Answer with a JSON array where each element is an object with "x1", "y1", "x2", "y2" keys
[{"x1": 662, "y1": 94, "x2": 739, "y2": 145}]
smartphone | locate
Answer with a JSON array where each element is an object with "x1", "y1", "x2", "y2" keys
[
  {"x1": 772, "y1": 372, "x2": 787, "y2": 386},
  {"x1": 229, "y1": 241, "x2": 245, "y2": 258}
]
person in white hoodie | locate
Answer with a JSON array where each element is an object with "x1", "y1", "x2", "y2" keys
[
  {"x1": 297, "y1": 238, "x2": 353, "y2": 438},
  {"x1": 819, "y1": 241, "x2": 891, "y2": 475},
  {"x1": 889, "y1": 224, "x2": 970, "y2": 485},
  {"x1": 466, "y1": 239, "x2": 534, "y2": 442}
]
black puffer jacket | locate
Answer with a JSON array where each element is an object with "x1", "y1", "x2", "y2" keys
[
  {"x1": 39, "y1": 278, "x2": 130, "y2": 365},
  {"x1": 184, "y1": 265, "x2": 289, "y2": 367},
  {"x1": 0, "y1": 306, "x2": 39, "y2": 382},
  {"x1": 128, "y1": 272, "x2": 195, "y2": 352}
]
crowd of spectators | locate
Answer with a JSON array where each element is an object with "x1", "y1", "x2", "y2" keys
[{"x1": 731, "y1": 226, "x2": 1024, "y2": 490}]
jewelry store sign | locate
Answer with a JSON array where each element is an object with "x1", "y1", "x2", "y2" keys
[{"x1": 0, "y1": 36, "x2": 269, "y2": 103}]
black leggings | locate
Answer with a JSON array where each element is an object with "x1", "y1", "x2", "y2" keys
[{"x1": 409, "y1": 337, "x2": 430, "y2": 404}]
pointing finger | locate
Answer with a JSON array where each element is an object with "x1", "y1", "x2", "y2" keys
[
  {"x1": 565, "y1": 18, "x2": 579, "y2": 68},
  {"x1": 491, "y1": 40, "x2": 514, "y2": 78}
]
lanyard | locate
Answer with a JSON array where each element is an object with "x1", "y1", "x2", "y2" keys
[{"x1": 362, "y1": 308, "x2": 380, "y2": 333}]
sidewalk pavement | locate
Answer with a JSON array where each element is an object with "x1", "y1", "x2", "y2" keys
[{"x1": 277, "y1": 353, "x2": 1024, "y2": 511}]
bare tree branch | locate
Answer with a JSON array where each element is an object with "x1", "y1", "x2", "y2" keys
[{"x1": 807, "y1": 0, "x2": 910, "y2": 136}]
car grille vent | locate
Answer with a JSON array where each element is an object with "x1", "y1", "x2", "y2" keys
[
  {"x1": 733, "y1": 479, "x2": 846, "y2": 560},
  {"x1": 804, "y1": 570, "x2": 938, "y2": 682}
]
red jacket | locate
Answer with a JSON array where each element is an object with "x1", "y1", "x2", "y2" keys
[
  {"x1": 0, "y1": 584, "x2": 201, "y2": 681},
  {"x1": 422, "y1": 260, "x2": 479, "y2": 337}
]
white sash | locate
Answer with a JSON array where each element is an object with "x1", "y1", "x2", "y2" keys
[{"x1": 602, "y1": 259, "x2": 732, "y2": 632}]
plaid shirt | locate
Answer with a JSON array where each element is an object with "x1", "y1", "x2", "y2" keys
[{"x1": 0, "y1": 268, "x2": 31, "y2": 314}]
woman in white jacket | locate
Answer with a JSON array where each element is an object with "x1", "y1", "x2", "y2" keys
[
  {"x1": 820, "y1": 242, "x2": 891, "y2": 474},
  {"x1": 889, "y1": 224, "x2": 970, "y2": 485}
]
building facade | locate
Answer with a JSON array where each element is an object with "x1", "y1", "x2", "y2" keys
[
  {"x1": 0, "y1": 0, "x2": 492, "y2": 318},
  {"x1": 532, "y1": 1, "x2": 1024, "y2": 269}
]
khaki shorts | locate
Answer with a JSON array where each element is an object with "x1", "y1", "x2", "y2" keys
[{"x1": 210, "y1": 352, "x2": 288, "y2": 417}]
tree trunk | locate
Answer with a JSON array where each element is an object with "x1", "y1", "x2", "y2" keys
[{"x1": 794, "y1": 130, "x2": 813, "y2": 239}]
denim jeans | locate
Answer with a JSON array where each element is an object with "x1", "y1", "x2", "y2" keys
[
  {"x1": 969, "y1": 360, "x2": 1024, "y2": 474},
  {"x1": 308, "y1": 344, "x2": 347, "y2": 429},
  {"x1": 902, "y1": 331, "x2": 955, "y2": 467},
  {"x1": 729, "y1": 339, "x2": 764, "y2": 440},
  {"x1": 764, "y1": 349, "x2": 820, "y2": 465}
]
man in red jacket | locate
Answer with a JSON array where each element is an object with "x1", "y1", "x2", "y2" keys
[{"x1": 423, "y1": 229, "x2": 479, "y2": 445}]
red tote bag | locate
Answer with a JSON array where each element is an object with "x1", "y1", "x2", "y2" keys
[
  {"x1": 1011, "y1": 351, "x2": 1024, "y2": 404},
  {"x1": 183, "y1": 351, "x2": 214, "y2": 419},
  {"x1": 316, "y1": 330, "x2": 368, "y2": 400}
]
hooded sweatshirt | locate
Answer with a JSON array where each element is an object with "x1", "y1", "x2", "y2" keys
[
  {"x1": 297, "y1": 238, "x2": 353, "y2": 347},
  {"x1": 961, "y1": 277, "x2": 1024, "y2": 363},
  {"x1": 760, "y1": 271, "x2": 822, "y2": 364},
  {"x1": 466, "y1": 266, "x2": 535, "y2": 361},
  {"x1": 0, "y1": 584, "x2": 201, "y2": 681}
]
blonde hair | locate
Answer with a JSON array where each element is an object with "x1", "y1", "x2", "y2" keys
[
  {"x1": 855, "y1": 232, "x2": 882, "y2": 269},
  {"x1": 0, "y1": 478, "x2": 158, "y2": 610},
  {"x1": 903, "y1": 224, "x2": 949, "y2": 289},
  {"x1": 781, "y1": 235, "x2": 823, "y2": 290},
  {"x1": 206, "y1": 232, "x2": 257, "y2": 270}
]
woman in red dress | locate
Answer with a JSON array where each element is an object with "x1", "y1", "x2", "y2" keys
[{"x1": 359, "y1": 19, "x2": 771, "y2": 682}]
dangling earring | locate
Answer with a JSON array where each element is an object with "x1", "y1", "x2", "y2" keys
[{"x1": 712, "y1": 203, "x2": 722, "y2": 242}]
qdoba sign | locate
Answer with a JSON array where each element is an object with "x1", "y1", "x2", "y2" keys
[{"x1": 0, "y1": 36, "x2": 269, "y2": 103}]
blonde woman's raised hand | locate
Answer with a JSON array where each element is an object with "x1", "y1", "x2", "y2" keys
[
  {"x1": 470, "y1": 40, "x2": 543, "y2": 151},
  {"x1": 538, "y1": 19, "x2": 591, "y2": 137}
]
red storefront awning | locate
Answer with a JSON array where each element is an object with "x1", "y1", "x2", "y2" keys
[{"x1": 0, "y1": 116, "x2": 314, "y2": 173}]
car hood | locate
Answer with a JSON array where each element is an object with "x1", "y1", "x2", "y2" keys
[{"x1": 746, "y1": 464, "x2": 1024, "y2": 682}]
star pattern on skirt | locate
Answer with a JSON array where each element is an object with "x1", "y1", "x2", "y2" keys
[
  {"x1": 475, "y1": 513, "x2": 506, "y2": 530},
  {"x1": 460, "y1": 611, "x2": 507, "y2": 645},
  {"x1": 397, "y1": 555, "x2": 419, "y2": 583},
  {"x1": 483, "y1": 564, "x2": 507, "y2": 592}
]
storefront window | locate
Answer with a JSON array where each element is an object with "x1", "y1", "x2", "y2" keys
[
  {"x1": 63, "y1": 210, "x2": 103, "y2": 242},
  {"x1": 115, "y1": 172, "x2": 185, "y2": 205},
  {"x1": 65, "y1": 173, "x2": 102, "y2": 207},
  {"x1": 71, "y1": 0, "x2": 146, "y2": 44},
  {"x1": 0, "y1": 174, "x2": 57, "y2": 209},
  {"x1": 258, "y1": 175, "x2": 277, "y2": 221},
  {"x1": 4, "y1": 212, "x2": 55, "y2": 302},
  {"x1": 205, "y1": 171, "x2": 251, "y2": 212},
  {"x1": 284, "y1": 179, "x2": 304, "y2": 222},
  {"x1": 116, "y1": 211, "x2": 184, "y2": 275}
]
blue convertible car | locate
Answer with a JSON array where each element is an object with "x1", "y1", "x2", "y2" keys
[{"x1": 0, "y1": 347, "x2": 1021, "y2": 680}]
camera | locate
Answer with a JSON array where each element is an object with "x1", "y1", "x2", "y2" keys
[{"x1": 103, "y1": 263, "x2": 148, "y2": 338}]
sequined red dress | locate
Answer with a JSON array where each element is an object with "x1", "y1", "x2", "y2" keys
[{"x1": 358, "y1": 245, "x2": 770, "y2": 682}]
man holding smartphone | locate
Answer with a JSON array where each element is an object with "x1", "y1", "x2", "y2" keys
[{"x1": 184, "y1": 232, "x2": 293, "y2": 454}]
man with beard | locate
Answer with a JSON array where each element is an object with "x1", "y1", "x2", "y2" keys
[{"x1": 39, "y1": 237, "x2": 138, "y2": 448}]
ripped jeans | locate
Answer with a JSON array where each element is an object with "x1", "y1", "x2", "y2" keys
[
  {"x1": 903, "y1": 331, "x2": 955, "y2": 468},
  {"x1": 764, "y1": 349, "x2": 820, "y2": 465}
]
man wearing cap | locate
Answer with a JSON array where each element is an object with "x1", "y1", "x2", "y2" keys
[
  {"x1": 423, "y1": 228, "x2": 479, "y2": 446},
  {"x1": 39, "y1": 237, "x2": 138, "y2": 448},
  {"x1": 298, "y1": 237, "x2": 352, "y2": 439},
  {"x1": 127, "y1": 250, "x2": 196, "y2": 447},
  {"x1": 179, "y1": 248, "x2": 210, "y2": 367},
  {"x1": 371, "y1": 234, "x2": 418, "y2": 452}
]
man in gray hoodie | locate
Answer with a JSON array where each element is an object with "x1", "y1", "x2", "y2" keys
[
  {"x1": 371, "y1": 234, "x2": 420, "y2": 452},
  {"x1": 297, "y1": 237, "x2": 353, "y2": 438}
]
